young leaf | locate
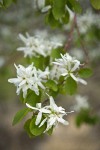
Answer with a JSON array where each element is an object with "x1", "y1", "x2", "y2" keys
[
  {"x1": 25, "y1": 90, "x2": 41, "y2": 107},
  {"x1": 45, "y1": 80, "x2": 58, "y2": 91},
  {"x1": 45, "y1": 11, "x2": 61, "y2": 28},
  {"x1": 24, "y1": 119, "x2": 34, "y2": 138},
  {"x1": 60, "y1": 77, "x2": 77, "y2": 95},
  {"x1": 52, "y1": 0, "x2": 66, "y2": 20},
  {"x1": 12, "y1": 108, "x2": 29, "y2": 126},
  {"x1": 68, "y1": 0, "x2": 82, "y2": 13},
  {"x1": 90, "y1": 0, "x2": 100, "y2": 10},
  {"x1": 30, "y1": 117, "x2": 46, "y2": 136},
  {"x1": 78, "y1": 68, "x2": 93, "y2": 78}
]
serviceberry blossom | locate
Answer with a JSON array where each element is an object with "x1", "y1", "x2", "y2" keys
[
  {"x1": 26, "y1": 96, "x2": 74, "y2": 132},
  {"x1": 53, "y1": 53, "x2": 87, "y2": 85},
  {"x1": 17, "y1": 32, "x2": 63, "y2": 58},
  {"x1": 50, "y1": 65, "x2": 64, "y2": 80},
  {"x1": 77, "y1": 10, "x2": 100, "y2": 34},
  {"x1": 26, "y1": 103, "x2": 50, "y2": 125},
  {"x1": 8, "y1": 63, "x2": 49, "y2": 98},
  {"x1": 73, "y1": 95, "x2": 89, "y2": 112}
]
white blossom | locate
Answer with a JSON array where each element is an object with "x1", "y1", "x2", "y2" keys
[
  {"x1": 26, "y1": 103, "x2": 51, "y2": 125},
  {"x1": 77, "y1": 10, "x2": 100, "y2": 34},
  {"x1": 73, "y1": 95, "x2": 89, "y2": 112},
  {"x1": 17, "y1": 32, "x2": 63, "y2": 58},
  {"x1": 50, "y1": 65, "x2": 63, "y2": 80},
  {"x1": 53, "y1": 53, "x2": 87, "y2": 85},
  {"x1": 43, "y1": 96, "x2": 71, "y2": 132},
  {"x1": 8, "y1": 63, "x2": 49, "y2": 98},
  {"x1": 26, "y1": 95, "x2": 74, "y2": 132}
]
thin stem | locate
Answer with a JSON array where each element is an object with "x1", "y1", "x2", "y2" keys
[
  {"x1": 64, "y1": 14, "x2": 76, "y2": 50},
  {"x1": 75, "y1": 16, "x2": 89, "y2": 64}
]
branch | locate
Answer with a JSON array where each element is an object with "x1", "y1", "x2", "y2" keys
[
  {"x1": 64, "y1": 14, "x2": 76, "y2": 50},
  {"x1": 75, "y1": 16, "x2": 89, "y2": 64}
]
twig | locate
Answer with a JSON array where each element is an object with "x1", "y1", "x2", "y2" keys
[
  {"x1": 64, "y1": 14, "x2": 76, "y2": 50},
  {"x1": 75, "y1": 16, "x2": 89, "y2": 64}
]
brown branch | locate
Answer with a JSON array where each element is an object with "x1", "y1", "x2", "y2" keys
[
  {"x1": 75, "y1": 16, "x2": 89, "y2": 65},
  {"x1": 64, "y1": 14, "x2": 76, "y2": 50}
]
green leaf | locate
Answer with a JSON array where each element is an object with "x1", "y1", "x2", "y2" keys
[
  {"x1": 45, "y1": 80, "x2": 58, "y2": 92},
  {"x1": 62, "y1": 76, "x2": 77, "y2": 95},
  {"x1": 52, "y1": 0, "x2": 66, "y2": 20},
  {"x1": 3, "y1": 0, "x2": 13, "y2": 7},
  {"x1": 90, "y1": 0, "x2": 100, "y2": 10},
  {"x1": 45, "y1": 11, "x2": 61, "y2": 28},
  {"x1": 61, "y1": 9, "x2": 70, "y2": 24},
  {"x1": 30, "y1": 117, "x2": 46, "y2": 136},
  {"x1": 68, "y1": 0, "x2": 82, "y2": 13},
  {"x1": 78, "y1": 68, "x2": 93, "y2": 78},
  {"x1": 12, "y1": 108, "x2": 29, "y2": 126},
  {"x1": 25, "y1": 90, "x2": 41, "y2": 107},
  {"x1": 24, "y1": 119, "x2": 34, "y2": 138},
  {"x1": 76, "y1": 109, "x2": 99, "y2": 127},
  {"x1": 51, "y1": 48, "x2": 64, "y2": 60}
]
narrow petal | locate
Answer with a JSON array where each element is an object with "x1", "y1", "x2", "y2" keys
[
  {"x1": 57, "y1": 117, "x2": 69, "y2": 125},
  {"x1": 19, "y1": 34, "x2": 27, "y2": 44},
  {"x1": 71, "y1": 60, "x2": 80, "y2": 72},
  {"x1": 41, "y1": 108, "x2": 51, "y2": 113},
  {"x1": 39, "y1": 118, "x2": 47, "y2": 128},
  {"x1": 50, "y1": 96, "x2": 58, "y2": 111},
  {"x1": 70, "y1": 73, "x2": 78, "y2": 81},
  {"x1": 35, "y1": 112, "x2": 42, "y2": 125},
  {"x1": 26, "y1": 103, "x2": 38, "y2": 110},
  {"x1": 41, "y1": 5, "x2": 51, "y2": 13},
  {"x1": 77, "y1": 78, "x2": 87, "y2": 85}
]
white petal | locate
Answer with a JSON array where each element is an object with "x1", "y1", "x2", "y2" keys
[
  {"x1": 77, "y1": 78, "x2": 87, "y2": 85},
  {"x1": 19, "y1": 34, "x2": 27, "y2": 44},
  {"x1": 41, "y1": 5, "x2": 51, "y2": 13},
  {"x1": 35, "y1": 112, "x2": 42, "y2": 125},
  {"x1": 8, "y1": 78, "x2": 19, "y2": 84},
  {"x1": 41, "y1": 108, "x2": 51, "y2": 113},
  {"x1": 70, "y1": 73, "x2": 78, "y2": 81},
  {"x1": 48, "y1": 117, "x2": 56, "y2": 126},
  {"x1": 57, "y1": 117, "x2": 69, "y2": 125},
  {"x1": 50, "y1": 96, "x2": 58, "y2": 111},
  {"x1": 26, "y1": 103, "x2": 38, "y2": 110},
  {"x1": 36, "y1": 103, "x2": 41, "y2": 109},
  {"x1": 19, "y1": 80, "x2": 26, "y2": 86},
  {"x1": 39, "y1": 118, "x2": 47, "y2": 128},
  {"x1": 61, "y1": 72, "x2": 68, "y2": 76},
  {"x1": 71, "y1": 60, "x2": 80, "y2": 72}
]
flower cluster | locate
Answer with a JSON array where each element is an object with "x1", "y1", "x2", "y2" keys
[
  {"x1": 26, "y1": 96, "x2": 73, "y2": 132},
  {"x1": 77, "y1": 10, "x2": 100, "y2": 34},
  {"x1": 8, "y1": 63, "x2": 49, "y2": 98},
  {"x1": 53, "y1": 53, "x2": 87, "y2": 84},
  {"x1": 17, "y1": 32, "x2": 63, "y2": 58},
  {"x1": 8, "y1": 47, "x2": 90, "y2": 136}
]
